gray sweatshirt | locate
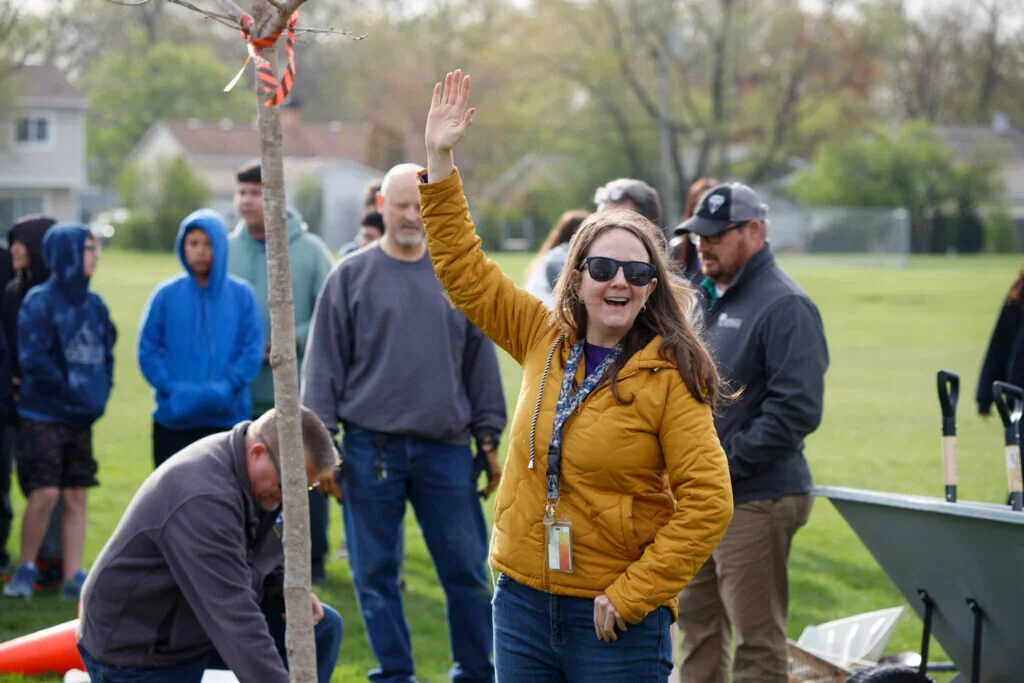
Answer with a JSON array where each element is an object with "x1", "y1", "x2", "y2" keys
[
  {"x1": 301, "y1": 244, "x2": 506, "y2": 443},
  {"x1": 77, "y1": 423, "x2": 289, "y2": 682}
]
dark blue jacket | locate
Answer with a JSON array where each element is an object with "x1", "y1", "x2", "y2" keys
[
  {"x1": 18, "y1": 225, "x2": 115, "y2": 429},
  {"x1": 138, "y1": 210, "x2": 264, "y2": 430}
]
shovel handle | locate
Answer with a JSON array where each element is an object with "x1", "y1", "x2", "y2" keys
[
  {"x1": 1007, "y1": 447, "x2": 1023, "y2": 511},
  {"x1": 938, "y1": 371, "x2": 959, "y2": 502},
  {"x1": 937, "y1": 370, "x2": 959, "y2": 436},
  {"x1": 992, "y1": 382, "x2": 1024, "y2": 511},
  {"x1": 992, "y1": 381, "x2": 1024, "y2": 445}
]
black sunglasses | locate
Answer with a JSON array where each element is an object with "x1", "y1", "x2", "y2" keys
[
  {"x1": 579, "y1": 256, "x2": 657, "y2": 287},
  {"x1": 261, "y1": 436, "x2": 319, "y2": 492},
  {"x1": 688, "y1": 221, "x2": 750, "y2": 247}
]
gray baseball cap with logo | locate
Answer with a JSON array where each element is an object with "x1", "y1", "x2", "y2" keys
[{"x1": 674, "y1": 182, "x2": 769, "y2": 236}]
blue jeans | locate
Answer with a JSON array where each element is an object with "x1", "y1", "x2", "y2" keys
[
  {"x1": 78, "y1": 595, "x2": 342, "y2": 683},
  {"x1": 310, "y1": 486, "x2": 329, "y2": 568},
  {"x1": 492, "y1": 574, "x2": 672, "y2": 683},
  {"x1": 341, "y1": 426, "x2": 493, "y2": 683}
]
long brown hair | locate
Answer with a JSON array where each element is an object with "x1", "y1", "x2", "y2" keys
[
  {"x1": 526, "y1": 209, "x2": 590, "y2": 278},
  {"x1": 551, "y1": 209, "x2": 721, "y2": 407},
  {"x1": 1009, "y1": 268, "x2": 1024, "y2": 305},
  {"x1": 685, "y1": 177, "x2": 719, "y2": 219}
]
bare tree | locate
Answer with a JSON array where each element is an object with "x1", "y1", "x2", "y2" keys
[
  {"x1": 110, "y1": 1, "x2": 356, "y2": 680},
  {"x1": 886, "y1": 0, "x2": 1024, "y2": 124},
  {"x1": 975, "y1": 0, "x2": 1008, "y2": 119}
]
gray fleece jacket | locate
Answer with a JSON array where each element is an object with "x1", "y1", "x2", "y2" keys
[{"x1": 77, "y1": 423, "x2": 288, "y2": 681}]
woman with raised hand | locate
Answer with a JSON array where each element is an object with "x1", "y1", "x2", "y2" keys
[{"x1": 418, "y1": 70, "x2": 733, "y2": 682}]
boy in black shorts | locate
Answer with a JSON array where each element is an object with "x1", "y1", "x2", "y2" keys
[{"x1": 3, "y1": 225, "x2": 114, "y2": 600}]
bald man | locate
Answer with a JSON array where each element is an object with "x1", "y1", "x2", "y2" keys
[{"x1": 301, "y1": 163, "x2": 506, "y2": 683}]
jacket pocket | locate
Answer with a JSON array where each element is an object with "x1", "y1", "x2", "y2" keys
[
  {"x1": 573, "y1": 490, "x2": 642, "y2": 560},
  {"x1": 619, "y1": 496, "x2": 640, "y2": 559}
]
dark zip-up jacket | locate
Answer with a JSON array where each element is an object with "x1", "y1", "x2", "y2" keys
[
  {"x1": 699, "y1": 246, "x2": 829, "y2": 504},
  {"x1": 78, "y1": 422, "x2": 289, "y2": 682},
  {"x1": 977, "y1": 297, "x2": 1024, "y2": 415}
]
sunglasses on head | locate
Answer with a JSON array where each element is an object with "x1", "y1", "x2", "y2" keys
[
  {"x1": 593, "y1": 185, "x2": 631, "y2": 205},
  {"x1": 579, "y1": 256, "x2": 657, "y2": 287},
  {"x1": 261, "y1": 436, "x2": 320, "y2": 492}
]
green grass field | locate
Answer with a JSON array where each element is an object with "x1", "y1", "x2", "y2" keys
[{"x1": 1, "y1": 249, "x2": 1019, "y2": 682}]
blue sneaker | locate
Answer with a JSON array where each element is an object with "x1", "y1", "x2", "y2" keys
[
  {"x1": 2, "y1": 562, "x2": 39, "y2": 598},
  {"x1": 59, "y1": 569, "x2": 87, "y2": 601}
]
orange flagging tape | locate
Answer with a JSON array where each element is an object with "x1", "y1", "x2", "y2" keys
[{"x1": 230, "y1": 10, "x2": 298, "y2": 107}]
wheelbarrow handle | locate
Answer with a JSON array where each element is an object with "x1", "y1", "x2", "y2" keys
[{"x1": 937, "y1": 370, "x2": 959, "y2": 436}]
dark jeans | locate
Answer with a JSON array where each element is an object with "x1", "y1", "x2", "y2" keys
[
  {"x1": 78, "y1": 594, "x2": 343, "y2": 683},
  {"x1": 152, "y1": 421, "x2": 228, "y2": 469},
  {"x1": 310, "y1": 486, "x2": 328, "y2": 568},
  {"x1": 492, "y1": 574, "x2": 673, "y2": 683},
  {"x1": 341, "y1": 426, "x2": 493, "y2": 683}
]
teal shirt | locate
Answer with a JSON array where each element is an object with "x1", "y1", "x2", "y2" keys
[{"x1": 227, "y1": 209, "x2": 335, "y2": 415}]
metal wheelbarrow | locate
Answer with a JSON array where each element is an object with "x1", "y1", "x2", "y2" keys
[{"x1": 812, "y1": 371, "x2": 1024, "y2": 683}]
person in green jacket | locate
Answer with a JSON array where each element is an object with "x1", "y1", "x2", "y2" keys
[{"x1": 228, "y1": 160, "x2": 336, "y2": 582}]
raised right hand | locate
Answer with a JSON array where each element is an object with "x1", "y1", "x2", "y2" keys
[{"x1": 425, "y1": 69, "x2": 474, "y2": 157}]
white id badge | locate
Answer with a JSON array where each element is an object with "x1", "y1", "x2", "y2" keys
[{"x1": 546, "y1": 516, "x2": 573, "y2": 573}]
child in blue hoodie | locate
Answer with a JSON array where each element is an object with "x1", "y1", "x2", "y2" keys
[
  {"x1": 3, "y1": 225, "x2": 115, "y2": 600},
  {"x1": 138, "y1": 209, "x2": 264, "y2": 469}
]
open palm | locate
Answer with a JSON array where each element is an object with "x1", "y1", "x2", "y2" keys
[{"x1": 425, "y1": 69, "x2": 474, "y2": 155}]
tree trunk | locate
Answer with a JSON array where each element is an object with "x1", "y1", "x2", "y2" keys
[{"x1": 250, "y1": 4, "x2": 317, "y2": 680}]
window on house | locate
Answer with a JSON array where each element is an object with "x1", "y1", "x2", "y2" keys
[
  {"x1": 15, "y1": 116, "x2": 50, "y2": 146},
  {"x1": 0, "y1": 197, "x2": 45, "y2": 231}
]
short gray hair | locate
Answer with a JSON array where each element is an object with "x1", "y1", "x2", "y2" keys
[
  {"x1": 253, "y1": 407, "x2": 338, "y2": 472},
  {"x1": 379, "y1": 163, "x2": 422, "y2": 199}
]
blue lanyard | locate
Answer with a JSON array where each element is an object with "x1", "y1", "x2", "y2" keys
[{"x1": 546, "y1": 341, "x2": 620, "y2": 505}]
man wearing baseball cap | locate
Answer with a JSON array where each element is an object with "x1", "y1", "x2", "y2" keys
[{"x1": 674, "y1": 182, "x2": 830, "y2": 683}]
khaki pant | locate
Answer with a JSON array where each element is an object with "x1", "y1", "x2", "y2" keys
[{"x1": 676, "y1": 495, "x2": 813, "y2": 683}]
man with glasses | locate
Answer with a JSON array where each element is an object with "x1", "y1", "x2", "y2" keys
[
  {"x1": 77, "y1": 408, "x2": 343, "y2": 683},
  {"x1": 673, "y1": 183, "x2": 829, "y2": 683}
]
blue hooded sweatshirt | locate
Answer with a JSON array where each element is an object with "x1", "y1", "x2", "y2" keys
[
  {"x1": 17, "y1": 225, "x2": 115, "y2": 429},
  {"x1": 138, "y1": 209, "x2": 264, "y2": 430}
]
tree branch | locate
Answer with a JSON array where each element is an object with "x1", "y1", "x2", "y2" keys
[
  {"x1": 258, "y1": 0, "x2": 307, "y2": 39},
  {"x1": 153, "y1": 0, "x2": 238, "y2": 29},
  {"x1": 294, "y1": 26, "x2": 366, "y2": 39},
  {"x1": 532, "y1": 49, "x2": 646, "y2": 177},
  {"x1": 595, "y1": 0, "x2": 673, "y2": 130},
  {"x1": 213, "y1": 0, "x2": 245, "y2": 23}
]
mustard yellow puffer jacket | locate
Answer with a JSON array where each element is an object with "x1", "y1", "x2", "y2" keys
[{"x1": 419, "y1": 169, "x2": 733, "y2": 623}]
